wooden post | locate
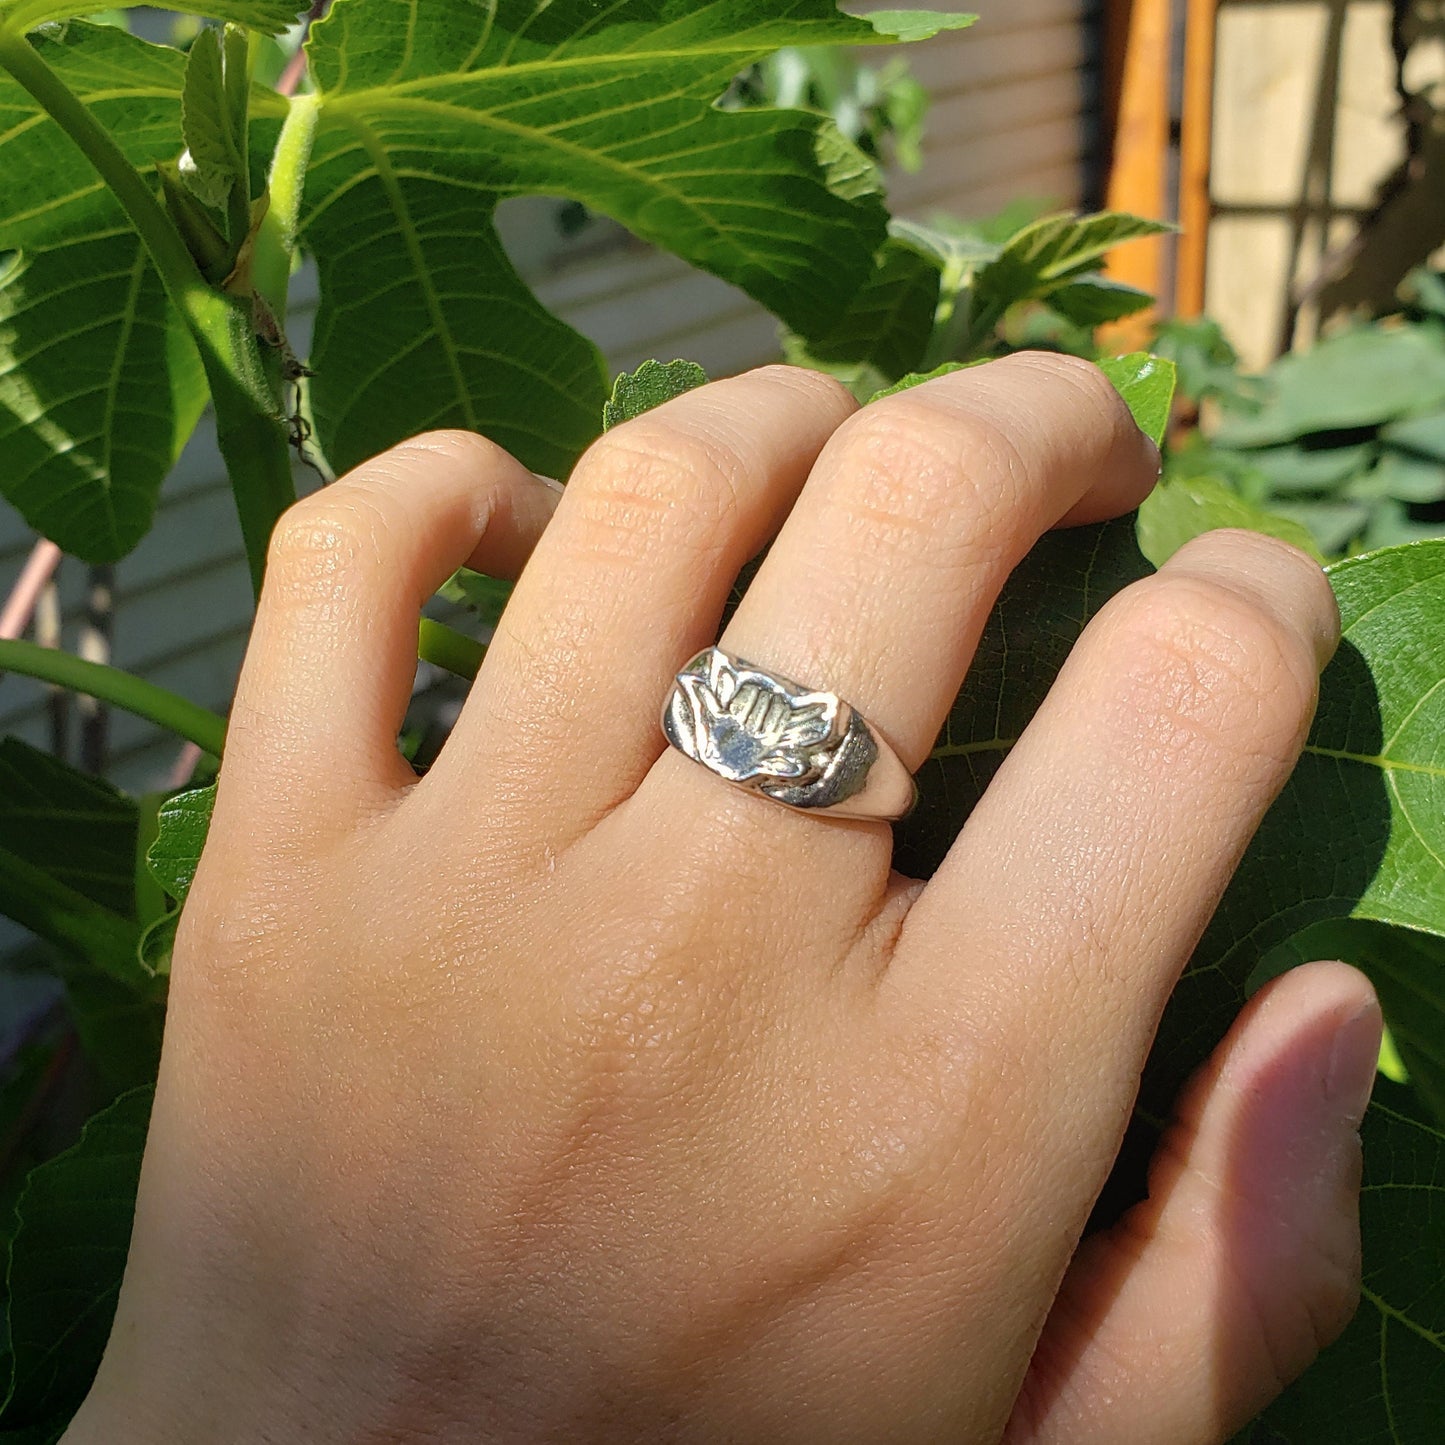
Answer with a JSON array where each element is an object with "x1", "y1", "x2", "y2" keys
[
  {"x1": 1177, "y1": 0, "x2": 1218, "y2": 317},
  {"x1": 1100, "y1": 0, "x2": 1173, "y2": 349}
]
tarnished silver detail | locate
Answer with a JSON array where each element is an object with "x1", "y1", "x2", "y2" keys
[{"x1": 662, "y1": 647, "x2": 916, "y2": 821}]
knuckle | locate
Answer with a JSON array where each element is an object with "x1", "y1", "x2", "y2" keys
[
  {"x1": 827, "y1": 402, "x2": 1026, "y2": 566},
  {"x1": 265, "y1": 491, "x2": 390, "y2": 601},
  {"x1": 1105, "y1": 575, "x2": 1319, "y2": 765},
  {"x1": 748, "y1": 360, "x2": 858, "y2": 412},
  {"x1": 568, "y1": 424, "x2": 746, "y2": 559},
  {"x1": 1007, "y1": 349, "x2": 1122, "y2": 412}
]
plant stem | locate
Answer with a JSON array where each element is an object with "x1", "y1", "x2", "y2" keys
[
  {"x1": 418, "y1": 619, "x2": 487, "y2": 681},
  {"x1": 198, "y1": 290, "x2": 298, "y2": 593},
  {"x1": 251, "y1": 92, "x2": 320, "y2": 326},
  {"x1": 0, "y1": 640, "x2": 226, "y2": 756},
  {"x1": 0, "y1": 26, "x2": 297, "y2": 596}
]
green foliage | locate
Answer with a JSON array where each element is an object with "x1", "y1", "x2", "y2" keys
[
  {"x1": 786, "y1": 209, "x2": 1169, "y2": 394},
  {"x1": 0, "y1": 3, "x2": 1441, "y2": 1439},
  {"x1": 297, "y1": 0, "x2": 948, "y2": 484},
  {"x1": 1096, "y1": 352, "x2": 1174, "y2": 447},
  {"x1": 1138, "y1": 474, "x2": 1324, "y2": 566},
  {"x1": 1261, "y1": 1086, "x2": 1445, "y2": 1438},
  {"x1": 1161, "y1": 287, "x2": 1445, "y2": 557},
  {"x1": 723, "y1": 41, "x2": 943, "y2": 173},
  {"x1": 0, "y1": 1087, "x2": 151, "y2": 1437},
  {"x1": 602, "y1": 360, "x2": 709, "y2": 431},
  {"x1": 144, "y1": 785, "x2": 215, "y2": 907},
  {"x1": 0, "y1": 23, "x2": 209, "y2": 560},
  {"x1": 0, "y1": 2, "x2": 302, "y2": 33}
]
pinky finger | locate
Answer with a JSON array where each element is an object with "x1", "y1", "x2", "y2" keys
[{"x1": 1005, "y1": 961, "x2": 1382, "y2": 1445}]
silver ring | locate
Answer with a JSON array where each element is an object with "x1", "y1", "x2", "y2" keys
[{"x1": 661, "y1": 647, "x2": 916, "y2": 822}]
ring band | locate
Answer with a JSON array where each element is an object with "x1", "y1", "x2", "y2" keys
[{"x1": 661, "y1": 647, "x2": 916, "y2": 821}]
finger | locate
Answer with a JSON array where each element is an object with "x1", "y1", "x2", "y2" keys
[
  {"x1": 714, "y1": 352, "x2": 1157, "y2": 777},
  {"x1": 223, "y1": 431, "x2": 557, "y2": 832},
  {"x1": 1006, "y1": 961, "x2": 1379, "y2": 1445},
  {"x1": 892, "y1": 530, "x2": 1339, "y2": 1196},
  {"x1": 426, "y1": 366, "x2": 857, "y2": 835}
]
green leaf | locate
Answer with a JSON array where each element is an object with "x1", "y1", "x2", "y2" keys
[
  {"x1": 134, "y1": 910, "x2": 176, "y2": 978},
  {"x1": 0, "y1": 22, "x2": 209, "y2": 560},
  {"x1": 178, "y1": 23, "x2": 243, "y2": 211},
  {"x1": 1382, "y1": 408, "x2": 1445, "y2": 463},
  {"x1": 63, "y1": 970, "x2": 164, "y2": 1098},
  {"x1": 300, "y1": 0, "x2": 942, "y2": 478},
  {"x1": 602, "y1": 359, "x2": 709, "y2": 432},
  {"x1": 1306, "y1": 542, "x2": 1445, "y2": 939},
  {"x1": 1045, "y1": 275, "x2": 1154, "y2": 326},
  {"x1": 888, "y1": 215, "x2": 1000, "y2": 280},
  {"x1": 0, "y1": 739, "x2": 135, "y2": 915},
  {"x1": 1255, "y1": 1092, "x2": 1445, "y2": 1441},
  {"x1": 1239, "y1": 440, "x2": 1375, "y2": 496},
  {"x1": 0, "y1": 740, "x2": 146, "y2": 987},
  {"x1": 862, "y1": 10, "x2": 977, "y2": 42},
  {"x1": 1214, "y1": 324, "x2": 1445, "y2": 447},
  {"x1": 145, "y1": 785, "x2": 215, "y2": 905},
  {"x1": 780, "y1": 237, "x2": 940, "y2": 386},
  {"x1": 439, "y1": 568, "x2": 512, "y2": 629},
  {"x1": 1138, "y1": 475, "x2": 1324, "y2": 566},
  {"x1": 866, "y1": 360, "x2": 974, "y2": 401},
  {"x1": 1350, "y1": 450, "x2": 1445, "y2": 506},
  {"x1": 0, "y1": 1031, "x2": 65, "y2": 1237},
  {"x1": 974, "y1": 211, "x2": 1171, "y2": 316},
  {"x1": 1255, "y1": 920, "x2": 1445, "y2": 1126},
  {"x1": 0, "y1": 1087, "x2": 151, "y2": 1431},
  {"x1": 0, "y1": 2, "x2": 303, "y2": 36},
  {"x1": 1097, "y1": 352, "x2": 1176, "y2": 448}
]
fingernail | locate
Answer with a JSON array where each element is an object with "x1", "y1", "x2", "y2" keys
[
  {"x1": 1324, "y1": 1001, "x2": 1383, "y2": 1131},
  {"x1": 532, "y1": 472, "x2": 565, "y2": 494}
]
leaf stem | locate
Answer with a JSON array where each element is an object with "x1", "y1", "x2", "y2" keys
[
  {"x1": 0, "y1": 640, "x2": 226, "y2": 756},
  {"x1": 418, "y1": 619, "x2": 486, "y2": 681},
  {"x1": 252, "y1": 91, "x2": 320, "y2": 326}
]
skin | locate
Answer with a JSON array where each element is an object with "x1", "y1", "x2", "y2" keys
[{"x1": 66, "y1": 355, "x2": 1379, "y2": 1443}]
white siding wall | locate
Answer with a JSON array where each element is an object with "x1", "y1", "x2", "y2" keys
[{"x1": 0, "y1": 0, "x2": 1095, "y2": 790}]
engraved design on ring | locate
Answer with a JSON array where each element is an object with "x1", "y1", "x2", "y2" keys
[{"x1": 661, "y1": 647, "x2": 915, "y2": 821}]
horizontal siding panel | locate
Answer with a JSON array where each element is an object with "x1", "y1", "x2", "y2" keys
[
  {"x1": 950, "y1": 0, "x2": 1093, "y2": 33},
  {"x1": 923, "y1": 69, "x2": 1089, "y2": 152},
  {"x1": 612, "y1": 306, "x2": 781, "y2": 377},
  {"x1": 908, "y1": 22, "x2": 1090, "y2": 97},
  {"x1": 893, "y1": 114, "x2": 1086, "y2": 214}
]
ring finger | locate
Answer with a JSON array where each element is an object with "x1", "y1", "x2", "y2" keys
[{"x1": 631, "y1": 353, "x2": 1159, "y2": 860}]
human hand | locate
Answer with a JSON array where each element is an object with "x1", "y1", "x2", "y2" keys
[{"x1": 67, "y1": 355, "x2": 1376, "y2": 1443}]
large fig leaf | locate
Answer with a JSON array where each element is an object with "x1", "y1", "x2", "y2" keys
[
  {"x1": 0, "y1": 23, "x2": 208, "y2": 560},
  {"x1": 297, "y1": 0, "x2": 972, "y2": 477},
  {"x1": 0, "y1": 2, "x2": 302, "y2": 35}
]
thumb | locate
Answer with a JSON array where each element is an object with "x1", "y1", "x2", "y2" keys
[{"x1": 1007, "y1": 960, "x2": 1381, "y2": 1445}]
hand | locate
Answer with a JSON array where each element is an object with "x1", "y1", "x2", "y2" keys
[{"x1": 68, "y1": 355, "x2": 1376, "y2": 1443}]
